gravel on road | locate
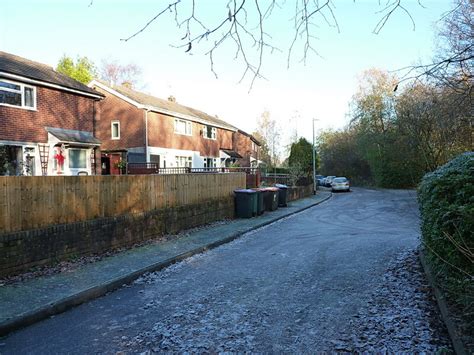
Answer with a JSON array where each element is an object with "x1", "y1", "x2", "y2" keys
[{"x1": 0, "y1": 188, "x2": 453, "y2": 353}]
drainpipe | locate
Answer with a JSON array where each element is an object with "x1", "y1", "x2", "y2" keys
[
  {"x1": 144, "y1": 109, "x2": 150, "y2": 162},
  {"x1": 92, "y1": 99, "x2": 98, "y2": 175}
]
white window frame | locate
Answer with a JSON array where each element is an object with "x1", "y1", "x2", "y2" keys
[
  {"x1": 22, "y1": 146, "x2": 36, "y2": 176},
  {"x1": 203, "y1": 125, "x2": 217, "y2": 140},
  {"x1": 204, "y1": 157, "x2": 217, "y2": 168},
  {"x1": 174, "y1": 118, "x2": 192, "y2": 136},
  {"x1": 68, "y1": 148, "x2": 87, "y2": 169},
  {"x1": 111, "y1": 121, "x2": 120, "y2": 140},
  {"x1": 0, "y1": 79, "x2": 37, "y2": 110},
  {"x1": 175, "y1": 155, "x2": 192, "y2": 168}
]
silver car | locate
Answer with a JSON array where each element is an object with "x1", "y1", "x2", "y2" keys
[
  {"x1": 331, "y1": 177, "x2": 350, "y2": 192},
  {"x1": 324, "y1": 175, "x2": 336, "y2": 187}
]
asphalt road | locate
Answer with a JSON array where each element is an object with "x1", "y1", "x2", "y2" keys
[{"x1": 0, "y1": 188, "x2": 451, "y2": 353}]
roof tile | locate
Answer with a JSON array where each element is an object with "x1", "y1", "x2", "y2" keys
[
  {"x1": 110, "y1": 84, "x2": 239, "y2": 131},
  {"x1": 0, "y1": 51, "x2": 103, "y2": 97}
]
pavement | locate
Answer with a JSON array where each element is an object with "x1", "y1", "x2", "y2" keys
[{"x1": 0, "y1": 191, "x2": 331, "y2": 337}]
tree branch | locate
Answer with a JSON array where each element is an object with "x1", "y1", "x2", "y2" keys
[{"x1": 121, "y1": 1, "x2": 182, "y2": 42}]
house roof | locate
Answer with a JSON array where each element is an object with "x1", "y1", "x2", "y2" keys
[
  {"x1": 46, "y1": 127, "x2": 101, "y2": 146},
  {"x1": 0, "y1": 51, "x2": 103, "y2": 98},
  {"x1": 238, "y1": 129, "x2": 261, "y2": 146},
  {"x1": 220, "y1": 149, "x2": 243, "y2": 159},
  {"x1": 93, "y1": 80, "x2": 239, "y2": 131}
]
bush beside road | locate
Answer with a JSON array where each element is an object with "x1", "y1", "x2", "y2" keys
[{"x1": 418, "y1": 152, "x2": 474, "y2": 352}]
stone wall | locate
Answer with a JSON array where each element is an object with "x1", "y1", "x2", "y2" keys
[
  {"x1": 0, "y1": 197, "x2": 234, "y2": 277},
  {"x1": 287, "y1": 184, "x2": 314, "y2": 202}
]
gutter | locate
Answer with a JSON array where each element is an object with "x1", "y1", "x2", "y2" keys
[
  {"x1": 56, "y1": 141, "x2": 101, "y2": 147},
  {"x1": 0, "y1": 72, "x2": 104, "y2": 100}
]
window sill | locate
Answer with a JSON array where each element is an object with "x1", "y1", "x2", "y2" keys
[
  {"x1": 0, "y1": 103, "x2": 37, "y2": 111},
  {"x1": 174, "y1": 132, "x2": 193, "y2": 137}
]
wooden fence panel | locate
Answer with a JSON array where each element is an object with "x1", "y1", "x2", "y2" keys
[{"x1": 0, "y1": 173, "x2": 245, "y2": 234}]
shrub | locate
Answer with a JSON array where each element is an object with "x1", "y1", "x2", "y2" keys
[
  {"x1": 287, "y1": 163, "x2": 305, "y2": 186},
  {"x1": 418, "y1": 152, "x2": 473, "y2": 320}
]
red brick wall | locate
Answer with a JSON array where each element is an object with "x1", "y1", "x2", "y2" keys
[
  {"x1": 93, "y1": 87, "x2": 237, "y2": 158},
  {"x1": 93, "y1": 86, "x2": 145, "y2": 151},
  {"x1": 0, "y1": 86, "x2": 96, "y2": 143},
  {"x1": 233, "y1": 131, "x2": 253, "y2": 166},
  {"x1": 148, "y1": 111, "x2": 233, "y2": 157}
]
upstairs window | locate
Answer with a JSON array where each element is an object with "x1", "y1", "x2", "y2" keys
[
  {"x1": 174, "y1": 118, "x2": 192, "y2": 136},
  {"x1": 111, "y1": 121, "x2": 120, "y2": 139},
  {"x1": 0, "y1": 80, "x2": 36, "y2": 109},
  {"x1": 203, "y1": 125, "x2": 217, "y2": 140}
]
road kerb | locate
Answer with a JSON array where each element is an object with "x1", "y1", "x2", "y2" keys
[
  {"x1": 0, "y1": 193, "x2": 331, "y2": 337},
  {"x1": 419, "y1": 250, "x2": 468, "y2": 355}
]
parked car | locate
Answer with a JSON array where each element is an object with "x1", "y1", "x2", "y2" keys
[
  {"x1": 315, "y1": 175, "x2": 325, "y2": 186},
  {"x1": 331, "y1": 177, "x2": 350, "y2": 192},
  {"x1": 324, "y1": 176, "x2": 336, "y2": 187}
]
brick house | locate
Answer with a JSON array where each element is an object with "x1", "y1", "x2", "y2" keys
[
  {"x1": 0, "y1": 51, "x2": 104, "y2": 176},
  {"x1": 234, "y1": 129, "x2": 262, "y2": 168},
  {"x1": 89, "y1": 80, "x2": 261, "y2": 174}
]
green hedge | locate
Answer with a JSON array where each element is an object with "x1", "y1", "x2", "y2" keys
[{"x1": 418, "y1": 152, "x2": 473, "y2": 312}]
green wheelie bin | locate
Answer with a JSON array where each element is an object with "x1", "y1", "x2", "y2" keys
[
  {"x1": 275, "y1": 183, "x2": 288, "y2": 207},
  {"x1": 251, "y1": 188, "x2": 265, "y2": 215},
  {"x1": 234, "y1": 189, "x2": 258, "y2": 218},
  {"x1": 262, "y1": 187, "x2": 279, "y2": 211}
]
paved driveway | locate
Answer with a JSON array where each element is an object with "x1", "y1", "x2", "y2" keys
[{"x1": 1, "y1": 188, "x2": 451, "y2": 353}]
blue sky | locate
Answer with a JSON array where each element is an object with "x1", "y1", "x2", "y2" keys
[{"x1": 0, "y1": 0, "x2": 453, "y2": 153}]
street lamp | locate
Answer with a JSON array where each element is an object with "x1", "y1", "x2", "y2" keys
[{"x1": 312, "y1": 118, "x2": 318, "y2": 195}]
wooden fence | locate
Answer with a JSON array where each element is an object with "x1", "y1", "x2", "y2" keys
[
  {"x1": 0, "y1": 173, "x2": 246, "y2": 234},
  {"x1": 126, "y1": 165, "x2": 260, "y2": 188}
]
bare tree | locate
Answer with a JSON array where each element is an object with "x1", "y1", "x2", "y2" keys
[
  {"x1": 116, "y1": 0, "x2": 419, "y2": 90},
  {"x1": 253, "y1": 110, "x2": 280, "y2": 167},
  {"x1": 396, "y1": 83, "x2": 471, "y2": 172},
  {"x1": 99, "y1": 59, "x2": 142, "y2": 88},
  {"x1": 396, "y1": 0, "x2": 473, "y2": 97}
]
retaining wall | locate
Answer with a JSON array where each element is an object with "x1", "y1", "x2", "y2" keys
[
  {"x1": 0, "y1": 174, "x2": 245, "y2": 276},
  {"x1": 287, "y1": 184, "x2": 314, "y2": 202}
]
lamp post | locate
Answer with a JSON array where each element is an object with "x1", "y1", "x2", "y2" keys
[{"x1": 312, "y1": 118, "x2": 318, "y2": 195}]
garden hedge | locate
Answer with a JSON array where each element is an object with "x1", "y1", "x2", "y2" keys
[{"x1": 418, "y1": 152, "x2": 473, "y2": 314}]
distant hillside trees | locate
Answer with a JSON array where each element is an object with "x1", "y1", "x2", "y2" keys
[
  {"x1": 318, "y1": 68, "x2": 472, "y2": 187},
  {"x1": 317, "y1": 0, "x2": 472, "y2": 188}
]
